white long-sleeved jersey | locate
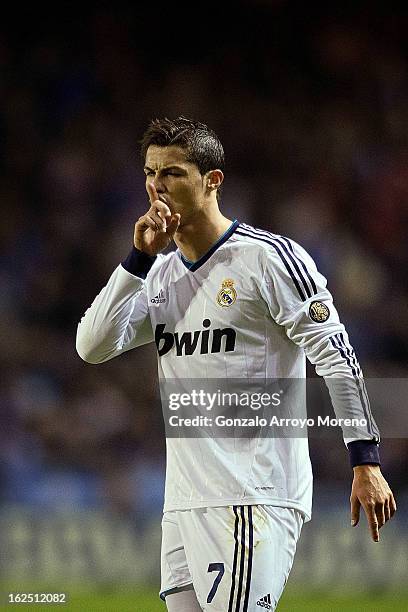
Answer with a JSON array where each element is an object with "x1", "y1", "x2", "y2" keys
[{"x1": 76, "y1": 221, "x2": 380, "y2": 521}]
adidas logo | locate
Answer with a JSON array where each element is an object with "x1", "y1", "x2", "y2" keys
[
  {"x1": 257, "y1": 593, "x2": 272, "y2": 609},
  {"x1": 151, "y1": 289, "x2": 166, "y2": 304}
]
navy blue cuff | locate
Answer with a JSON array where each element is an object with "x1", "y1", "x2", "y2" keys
[
  {"x1": 347, "y1": 440, "x2": 381, "y2": 468},
  {"x1": 121, "y1": 247, "x2": 157, "y2": 279}
]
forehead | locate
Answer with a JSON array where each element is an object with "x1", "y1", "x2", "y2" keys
[{"x1": 145, "y1": 145, "x2": 191, "y2": 169}]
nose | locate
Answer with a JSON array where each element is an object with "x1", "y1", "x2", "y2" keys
[{"x1": 153, "y1": 174, "x2": 165, "y2": 193}]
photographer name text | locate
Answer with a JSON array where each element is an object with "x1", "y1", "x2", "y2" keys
[{"x1": 167, "y1": 415, "x2": 367, "y2": 428}]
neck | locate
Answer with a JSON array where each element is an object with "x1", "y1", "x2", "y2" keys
[{"x1": 174, "y1": 204, "x2": 233, "y2": 262}]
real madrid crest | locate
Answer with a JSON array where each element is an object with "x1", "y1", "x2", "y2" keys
[
  {"x1": 309, "y1": 300, "x2": 330, "y2": 323},
  {"x1": 217, "y1": 279, "x2": 237, "y2": 307}
]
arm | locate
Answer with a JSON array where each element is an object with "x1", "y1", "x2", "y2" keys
[
  {"x1": 77, "y1": 182, "x2": 180, "y2": 364},
  {"x1": 76, "y1": 250, "x2": 158, "y2": 364},
  {"x1": 260, "y1": 237, "x2": 396, "y2": 539}
]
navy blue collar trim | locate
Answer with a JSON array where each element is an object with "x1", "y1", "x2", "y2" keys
[{"x1": 179, "y1": 220, "x2": 239, "y2": 272}]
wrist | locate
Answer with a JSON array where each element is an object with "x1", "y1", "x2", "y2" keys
[
  {"x1": 121, "y1": 246, "x2": 157, "y2": 279},
  {"x1": 347, "y1": 439, "x2": 380, "y2": 469},
  {"x1": 353, "y1": 464, "x2": 381, "y2": 473}
]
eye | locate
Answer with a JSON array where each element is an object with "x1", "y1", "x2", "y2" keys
[
  {"x1": 166, "y1": 171, "x2": 181, "y2": 176},
  {"x1": 145, "y1": 171, "x2": 154, "y2": 176}
]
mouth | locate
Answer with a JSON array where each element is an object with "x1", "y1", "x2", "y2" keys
[
  {"x1": 159, "y1": 195, "x2": 174, "y2": 213},
  {"x1": 158, "y1": 195, "x2": 169, "y2": 205}
]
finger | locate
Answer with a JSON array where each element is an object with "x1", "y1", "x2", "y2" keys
[
  {"x1": 390, "y1": 492, "x2": 397, "y2": 516},
  {"x1": 384, "y1": 499, "x2": 390, "y2": 522},
  {"x1": 146, "y1": 182, "x2": 159, "y2": 205},
  {"x1": 136, "y1": 215, "x2": 157, "y2": 231},
  {"x1": 350, "y1": 495, "x2": 361, "y2": 527},
  {"x1": 166, "y1": 213, "x2": 181, "y2": 239},
  {"x1": 364, "y1": 504, "x2": 379, "y2": 541},
  {"x1": 148, "y1": 211, "x2": 166, "y2": 231},
  {"x1": 370, "y1": 519, "x2": 379, "y2": 542},
  {"x1": 153, "y1": 200, "x2": 172, "y2": 219},
  {"x1": 153, "y1": 203, "x2": 171, "y2": 230},
  {"x1": 375, "y1": 502, "x2": 386, "y2": 529}
]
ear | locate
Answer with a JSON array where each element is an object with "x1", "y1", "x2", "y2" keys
[{"x1": 206, "y1": 169, "x2": 224, "y2": 192}]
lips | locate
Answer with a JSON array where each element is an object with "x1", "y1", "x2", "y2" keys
[{"x1": 158, "y1": 195, "x2": 174, "y2": 213}]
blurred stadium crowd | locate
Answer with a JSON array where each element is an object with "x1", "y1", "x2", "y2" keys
[{"x1": 1, "y1": 3, "x2": 407, "y2": 523}]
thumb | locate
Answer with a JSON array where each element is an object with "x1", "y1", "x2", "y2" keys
[
  {"x1": 350, "y1": 495, "x2": 361, "y2": 526},
  {"x1": 166, "y1": 213, "x2": 181, "y2": 238}
]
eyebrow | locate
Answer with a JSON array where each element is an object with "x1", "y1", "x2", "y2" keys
[{"x1": 143, "y1": 165, "x2": 187, "y2": 173}]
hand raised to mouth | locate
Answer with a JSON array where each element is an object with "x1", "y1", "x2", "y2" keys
[{"x1": 134, "y1": 182, "x2": 181, "y2": 256}]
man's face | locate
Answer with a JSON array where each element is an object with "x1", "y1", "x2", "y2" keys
[{"x1": 144, "y1": 145, "x2": 206, "y2": 219}]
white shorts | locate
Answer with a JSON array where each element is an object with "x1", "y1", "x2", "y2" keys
[{"x1": 160, "y1": 505, "x2": 304, "y2": 611}]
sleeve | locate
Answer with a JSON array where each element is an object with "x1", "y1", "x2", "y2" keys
[
  {"x1": 259, "y1": 236, "x2": 380, "y2": 468},
  {"x1": 76, "y1": 248, "x2": 159, "y2": 364}
]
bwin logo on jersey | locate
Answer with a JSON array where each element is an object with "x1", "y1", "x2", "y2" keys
[
  {"x1": 155, "y1": 319, "x2": 236, "y2": 357},
  {"x1": 151, "y1": 289, "x2": 166, "y2": 304},
  {"x1": 217, "y1": 278, "x2": 237, "y2": 307}
]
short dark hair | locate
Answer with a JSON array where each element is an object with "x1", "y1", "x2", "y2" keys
[{"x1": 140, "y1": 115, "x2": 225, "y2": 178}]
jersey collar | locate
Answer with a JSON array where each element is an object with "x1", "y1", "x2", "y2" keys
[{"x1": 178, "y1": 219, "x2": 239, "y2": 272}]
